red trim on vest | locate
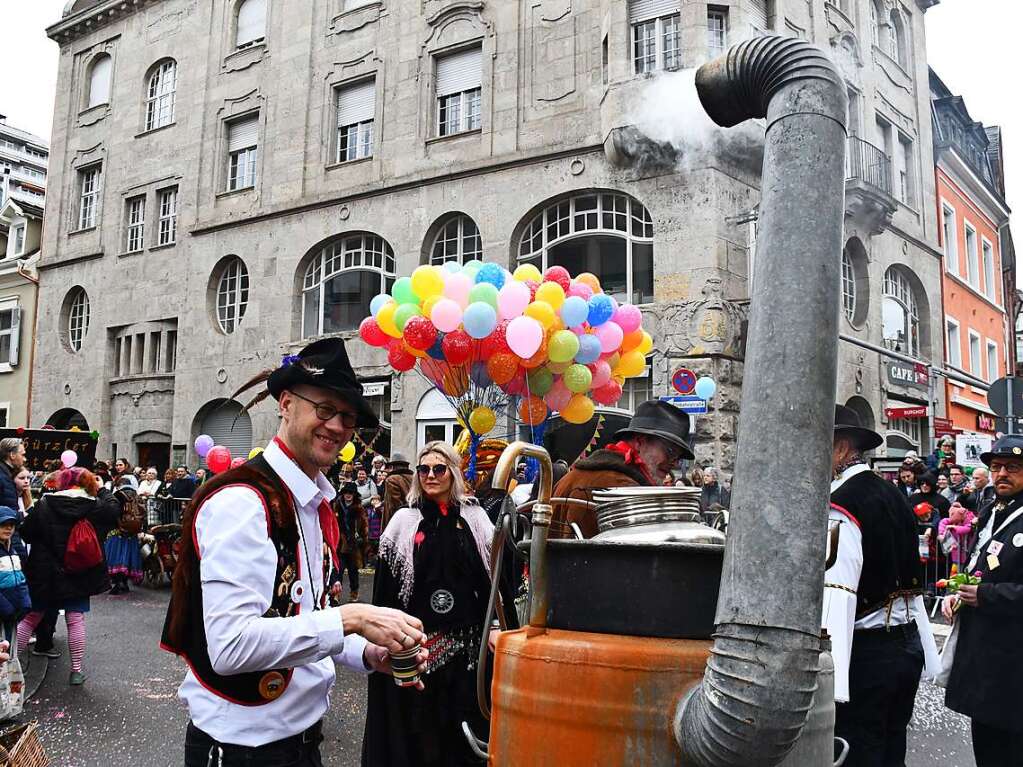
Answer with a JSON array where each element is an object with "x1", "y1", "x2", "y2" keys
[
  {"x1": 830, "y1": 502, "x2": 860, "y2": 528},
  {"x1": 159, "y1": 641, "x2": 291, "y2": 708},
  {"x1": 192, "y1": 483, "x2": 273, "y2": 552}
]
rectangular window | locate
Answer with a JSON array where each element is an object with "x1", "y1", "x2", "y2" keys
[
  {"x1": 941, "y1": 203, "x2": 958, "y2": 275},
  {"x1": 982, "y1": 239, "x2": 996, "y2": 301},
  {"x1": 629, "y1": 0, "x2": 681, "y2": 74},
  {"x1": 0, "y1": 406, "x2": 8, "y2": 428},
  {"x1": 987, "y1": 340, "x2": 999, "y2": 382},
  {"x1": 125, "y1": 195, "x2": 145, "y2": 253},
  {"x1": 896, "y1": 133, "x2": 915, "y2": 207},
  {"x1": 336, "y1": 80, "x2": 375, "y2": 163},
  {"x1": 969, "y1": 331, "x2": 982, "y2": 375},
  {"x1": 12, "y1": 225, "x2": 25, "y2": 256},
  {"x1": 601, "y1": 36, "x2": 609, "y2": 85},
  {"x1": 707, "y1": 9, "x2": 728, "y2": 58},
  {"x1": 436, "y1": 48, "x2": 482, "y2": 137},
  {"x1": 158, "y1": 187, "x2": 178, "y2": 246},
  {"x1": 946, "y1": 319, "x2": 961, "y2": 368},
  {"x1": 965, "y1": 222, "x2": 979, "y2": 288},
  {"x1": 77, "y1": 165, "x2": 101, "y2": 230},
  {"x1": 165, "y1": 329, "x2": 177, "y2": 372},
  {"x1": 0, "y1": 307, "x2": 19, "y2": 366},
  {"x1": 226, "y1": 114, "x2": 259, "y2": 191},
  {"x1": 745, "y1": 0, "x2": 769, "y2": 35}
]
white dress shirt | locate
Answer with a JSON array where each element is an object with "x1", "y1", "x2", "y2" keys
[{"x1": 177, "y1": 439, "x2": 369, "y2": 747}]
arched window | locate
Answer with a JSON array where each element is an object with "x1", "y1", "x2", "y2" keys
[
  {"x1": 87, "y1": 54, "x2": 112, "y2": 109},
  {"x1": 869, "y1": 0, "x2": 884, "y2": 49},
  {"x1": 889, "y1": 10, "x2": 909, "y2": 68},
  {"x1": 429, "y1": 214, "x2": 482, "y2": 266},
  {"x1": 882, "y1": 267, "x2": 919, "y2": 357},
  {"x1": 235, "y1": 0, "x2": 266, "y2": 48},
  {"x1": 841, "y1": 249, "x2": 856, "y2": 323},
  {"x1": 842, "y1": 237, "x2": 869, "y2": 328},
  {"x1": 67, "y1": 287, "x2": 90, "y2": 352},
  {"x1": 517, "y1": 192, "x2": 655, "y2": 305},
  {"x1": 145, "y1": 59, "x2": 177, "y2": 131},
  {"x1": 215, "y1": 257, "x2": 249, "y2": 334},
  {"x1": 302, "y1": 233, "x2": 396, "y2": 337}
]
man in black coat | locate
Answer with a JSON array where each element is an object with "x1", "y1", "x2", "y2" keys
[
  {"x1": 943, "y1": 434, "x2": 1023, "y2": 766},
  {"x1": 0, "y1": 438, "x2": 25, "y2": 512}
]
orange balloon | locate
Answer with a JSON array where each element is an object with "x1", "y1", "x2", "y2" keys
[
  {"x1": 487, "y1": 353, "x2": 519, "y2": 385},
  {"x1": 521, "y1": 339, "x2": 549, "y2": 370},
  {"x1": 561, "y1": 394, "x2": 595, "y2": 425},
  {"x1": 406, "y1": 342, "x2": 428, "y2": 358},
  {"x1": 518, "y1": 395, "x2": 548, "y2": 426},
  {"x1": 620, "y1": 327, "x2": 644, "y2": 353},
  {"x1": 576, "y1": 272, "x2": 602, "y2": 293}
]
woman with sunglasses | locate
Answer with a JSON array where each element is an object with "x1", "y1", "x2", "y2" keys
[{"x1": 362, "y1": 441, "x2": 519, "y2": 767}]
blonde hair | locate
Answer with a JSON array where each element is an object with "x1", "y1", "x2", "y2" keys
[{"x1": 406, "y1": 441, "x2": 473, "y2": 508}]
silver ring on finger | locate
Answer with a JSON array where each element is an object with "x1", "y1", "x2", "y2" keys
[{"x1": 401, "y1": 633, "x2": 410, "y2": 647}]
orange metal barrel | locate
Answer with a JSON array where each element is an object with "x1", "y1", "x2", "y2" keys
[{"x1": 488, "y1": 628, "x2": 711, "y2": 766}]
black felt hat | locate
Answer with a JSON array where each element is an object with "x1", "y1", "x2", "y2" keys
[
  {"x1": 981, "y1": 434, "x2": 1023, "y2": 466},
  {"x1": 614, "y1": 400, "x2": 695, "y2": 460},
  {"x1": 833, "y1": 405, "x2": 883, "y2": 451}
]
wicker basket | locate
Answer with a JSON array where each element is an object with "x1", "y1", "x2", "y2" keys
[{"x1": 0, "y1": 722, "x2": 49, "y2": 767}]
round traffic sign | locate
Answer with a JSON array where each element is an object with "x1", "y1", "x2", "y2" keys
[{"x1": 672, "y1": 368, "x2": 697, "y2": 395}]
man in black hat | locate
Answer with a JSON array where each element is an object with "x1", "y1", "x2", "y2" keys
[
  {"x1": 551, "y1": 400, "x2": 694, "y2": 538},
  {"x1": 943, "y1": 434, "x2": 1023, "y2": 766},
  {"x1": 162, "y1": 339, "x2": 427, "y2": 766},
  {"x1": 823, "y1": 405, "x2": 939, "y2": 767}
]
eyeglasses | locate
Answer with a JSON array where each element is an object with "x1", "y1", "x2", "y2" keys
[
  {"x1": 417, "y1": 464, "x2": 449, "y2": 478},
  {"x1": 288, "y1": 390, "x2": 358, "y2": 428},
  {"x1": 989, "y1": 461, "x2": 1023, "y2": 475}
]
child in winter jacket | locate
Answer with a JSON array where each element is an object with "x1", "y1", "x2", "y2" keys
[
  {"x1": 938, "y1": 501, "x2": 977, "y2": 568},
  {"x1": 0, "y1": 506, "x2": 31, "y2": 641}
]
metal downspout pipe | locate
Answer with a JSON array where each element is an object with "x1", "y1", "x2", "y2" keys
[{"x1": 674, "y1": 37, "x2": 848, "y2": 767}]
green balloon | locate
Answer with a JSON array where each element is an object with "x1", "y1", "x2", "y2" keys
[
  {"x1": 468, "y1": 282, "x2": 499, "y2": 309},
  {"x1": 564, "y1": 363, "x2": 593, "y2": 393},
  {"x1": 393, "y1": 277, "x2": 419, "y2": 305},
  {"x1": 394, "y1": 303, "x2": 422, "y2": 332},
  {"x1": 527, "y1": 367, "x2": 554, "y2": 396},
  {"x1": 548, "y1": 330, "x2": 581, "y2": 364},
  {"x1": 463, "y1": 259, "x2": 484, "y2": 271}
]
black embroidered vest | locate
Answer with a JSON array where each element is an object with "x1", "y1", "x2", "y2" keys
[{"x1": 160, "y1": 455, "x2": 333, "y2": 705}]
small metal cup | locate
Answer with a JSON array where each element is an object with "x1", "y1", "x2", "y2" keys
[{"x1": 389, "y1": 645, "x2": 422, "y2": 687}]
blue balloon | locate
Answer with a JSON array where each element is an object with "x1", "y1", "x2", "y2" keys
[
  {"x1": 561, "y1": 296, "x2": 589, "y2": 328},
  {"x1": 462, "y1": 302, "x2": 498, "y2": 339},
  {"x1": 470, "y1": 361, "x2": 491, "y2": 387},
  {"x1": 574, "y1": 333, "x2": 602, "y2": 364},
  {"x1": 427, "y1": 334, "x2": 446, "y2": 360},
  {"x1": 694, "y1": 376, "x2": 717, "y2": 400},
  {"x1": 475, "y1": 263, "x2": 506, "y2": 289},
  {"x1": 587, "y1": 294, "x2": 615, "y2": 326},
  {"x1": 370, "y1": 293, "x2": 391, "y2": 317},
  {"x1": 463, "y1": 259, "x2": 484, "y2": 272}
]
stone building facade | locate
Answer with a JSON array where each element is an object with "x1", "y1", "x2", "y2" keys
[{"x1": 33, "y1": 0, "x2": 943, "y2": 475}]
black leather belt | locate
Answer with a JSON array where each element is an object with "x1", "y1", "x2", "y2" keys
[
  {"x1": 187, "y1": 720, "x2": 323, "y2": 754},
  {"x1": 853, "y1": 621, "x2": 918, "y2": 641}
]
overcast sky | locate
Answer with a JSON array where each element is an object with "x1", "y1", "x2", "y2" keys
[{"x1": 1, "y1": 1, "x2": 1020, "y2": 214}]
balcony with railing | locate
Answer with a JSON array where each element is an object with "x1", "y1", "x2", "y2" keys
[{"x1": 845, "y1": 136, "x2": 897, "y2": 235}]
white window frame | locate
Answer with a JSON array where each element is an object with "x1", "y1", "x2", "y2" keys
[
  {"x1": 125, "y1": 195, "x2": 145, "y2": 253},
  {"x1": 981, "y1": 236, "x2": 996, "y2": 302},
  {"x1": 430, "y1": 214, "x2": 483, "y2": 266},
  {"x1": 707, "y1": 8, "x2": 728, "y2": 58},
  {"x1": 87, "y1": 54, "x2": 112, "y2": 110},
  {"x1": 881, "y1": 266, "x2": 920, "y2": 358},
  {"x1": 226, "y1": 115, "x2": 259, "y2": 192},
  {"x1": 11, "y1": 224, "x2": 26, "y2": 257},
  {"x1": 964, "y1": 220, "x2": 979, "y2": 289},
  {"x1": 216, "y1": 257, "x2": 250, "y2": 334},
  {"x1": 335, "y1": 80, "x2": 375, "y2": 163},
  {"x1": 841, "y1": 247, "x2": 856, "y2": 323},
  {"x1": 968, "y1": 329, "x2": 982, "y2": 376},
  {"x1": 435, "y1": 48, "x2": 483, "y2": 138},
  {"x1": 896, "y1": 133, "x2": 915, "y2": 208},
  {"x1": 235, "y1": 0, "x2": 266, "y2": 49},
  {"x1": 0, "y1": 303, "x2": 20, "y2": 370},
  {"x1": 145, "y1": 60, "x2": 177, "y2": 132},
  {"x1": 986, "y1": 338, "x2": 999, "y2": 383},
  {"x1": 945, "y1": 316, "x2": 961, "y2": 368},
  {"x1": 157, "y1": 187, "x2": 178, "y2": 246},
  {"x1": 941, "y1": 200, "x2": 958, "y2": 275},
  {"x1": 68, "y1": 288, "x2": 90, "y2": 353},
  {"x1": 632, "y1": 13, "x2": 681, "y2": 75},
  {"x1": 77, "y1": 165, "x2": 102, "y2": 231}
]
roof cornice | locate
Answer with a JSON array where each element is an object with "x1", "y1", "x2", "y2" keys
[
  {"x1": 47, "y1": 0, "x2": 155, "y2": 45},
  {"x1": 937, "y1": 145, "x2": 1012, "y2": 222}
]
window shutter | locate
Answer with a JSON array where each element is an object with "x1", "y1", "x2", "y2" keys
[
  {"x1": 236, "y1": 0, "x2": 266, "y2": 47},
  {"x1": 8, "y1": 308, "x2": 20, "y2": 367},
  {"x1": 227, "y1": 115, "x2": 259, "y2": 152},
  {"x1": 200, "y1": 403, "x2": 253, "y2": 465},
  {"x1": 628, "y1": 0, "x2": 681, "y2": 23},
  {"x1": 436, "y1": 48, "x2": 482, "y2": 97},
  {"x1": 88, "y1": 56, "x2": 112, "y2": 108},
  {"x1": 337, "y1": 80, "x2": 376, "y2": 127},
  {"x1": 745, "y1": 0, "x2": 769, "y2": 30}
]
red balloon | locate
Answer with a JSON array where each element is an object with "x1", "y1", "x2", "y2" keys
[
  {"x1": 543, "y1": 266, "x2": 572, "y2": 292},
  {"x1": 359, "y1": 317, "x2": 389, "y2": 348},
  {"x1": 230, "y1": 457, "x2": 246, "y2": 469},
  {"x1": 442, "y1": 330, "x2": 473, "y2": 366},
  {"x1": 592, "y1": 379, "x2": 624, "y2": 406},
  {"x1": 480, "y1": 320, "x2": 511, "y2": 358},
  {"x1": 914, "y1": 502, "x2": 933, "y2": 520},
  {"x1": 487, "y1": 353, "x2": 519, "y2": 385},
  {"x1": 524, "y1": 280, "x2": 539, "y2": 302},
  {"x1": 207, "y1": 446, "x2": 232, "y2": 473},
  {"x1": 388, "y1": 339, "x2": 417, "y2": 372},
  {"x1": 504, "y1": 369, "x2": 527, "y2": 396},
  {"x1": 403, "y1": 316, "x2": 437, "y2": 351}
]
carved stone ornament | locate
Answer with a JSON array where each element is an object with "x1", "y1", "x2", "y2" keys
[{"x1": 649, "y1": 279, "x2": 748, "y2": 360}]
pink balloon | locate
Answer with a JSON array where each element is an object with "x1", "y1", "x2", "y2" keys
[
  {"x1": 613, "y1": 304, "x2": 642, "y2": 334},
  {"x1": 444, "y1": 272, "x2": 472, "y2": 308},
  {"x1": 497, "y1": 280, "x2": 531, "y2": 320},
  {"x1": 507, "y1": 316, "x2": 544, "y2": 359},
  {"x1": 567, "y1": 282, "x2": 593, "y2": 300},
  {"x1": 430, "y1": 298, "x2": 463, "y2": 333},
  {"x1": 60, "y1": 449, "x2": 78, "y2": 468},
  {"x1": 589, "y1": 360, "x2": 612, "y2": 389},
  {"x1": 545, "y1": 379, "x2": 573, "y2": 412},
  {"x1": 230, "y1": 457, "x2": 246, "y2": 469},
  {"x1": 595, "y1": 321, "x2": 624, "y2": 353}
]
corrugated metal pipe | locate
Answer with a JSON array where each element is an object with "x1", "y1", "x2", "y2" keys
[{"x1": 674, "y1": 37, "x2": 848, "y2": 767}]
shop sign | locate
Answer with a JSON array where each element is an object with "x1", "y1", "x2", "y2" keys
[
  {"x1": 885, "y1": 406, "x2": 928, "y2": 419},
  {"x1": 362, "y1": 382, "x2": 386, "y2": 397},
  {"x1": 0, "y1": 428, "x2": 98, "y2": 471},
  {"x1": 933, "y1": 417, "x2": 958, "y2": 437},
  {"x1": 977, "y1": 414, "x2": 997, "y2": 431},
  {"x1": 886, "y1": 361, "x2": 928, "y2": 390}
]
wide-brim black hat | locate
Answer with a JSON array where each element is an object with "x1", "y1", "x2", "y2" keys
[
  {"x1": 339, "y1": 481, "x2": 358, "y2": 496},
  {"x1": 833, "y1": 405, "x2": 883, "y2": 450},
  {"x1": 267, "y1": 338, "x2": 378, "y2": 429},
  {"x1": 614, "y1": 400, "x2": 695, "y2": 460},
  {"x1": 981, "y1": 435, "x2": 1023, "y2": 465}
]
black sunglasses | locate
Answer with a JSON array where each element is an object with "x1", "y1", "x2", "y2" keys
[
  {"x1": 288, "y1": 390, "x2": 358, "y2": 428},
  {"x1": 416, "y1": 464, "x2": 449, "y2": 478}
]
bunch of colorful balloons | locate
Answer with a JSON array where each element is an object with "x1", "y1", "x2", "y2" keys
[{"x1": 359, "y1": 260, "x2": 652, "y2": 430}]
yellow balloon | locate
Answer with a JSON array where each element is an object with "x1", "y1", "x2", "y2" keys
[
  {"x1": 468, "y1": 406, "x2": 497, "y2": 435},
  {"x1": 561, "y1": 394, "x2": 595, "y2": 425},
  {"x1": 616, "y1": 350, "x2": 646, "y2": 378},
  {"x1": 576, "y1": 272, "x2": 602, "y2": 293},
  {"x1": 377, "y1": 302, "x2": 402, "y2": 338},
  {"x1": 524, "y1": 301, "x2": 557, "y2": 330},
  {"x1": 637, "y1": 330, "x2": 654, "y2": 355},
  {"x1": 421, "y1": 294, "x2": 443, "y2": 320},
  {"x1": 513, "y1": 264, "x2": 542, "y2": 283},
  {"x1": 339, "y1": 442, "x2": 356, "y2": 462},
  {"x1": 534, "y1": 281, "x2": 566, "y2": 310},
  {"x1": 411, "y1": 265, "x2": 444, "y2": 299},
  {"x1": 248, "y1": 447, "x2": 264, "y2": 460}
]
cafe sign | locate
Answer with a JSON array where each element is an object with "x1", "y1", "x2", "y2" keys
[
  {"x1": 886, "y1": 360, "x2": 928, "y2": 391},
  {"x1": 977, "y1": 414, "x2": 996, "y2": 431}
]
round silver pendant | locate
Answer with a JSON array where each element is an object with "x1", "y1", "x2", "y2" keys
[
  {"x1": 430, "y1": 589, "x2": 455, "y2": 614},
  {"x1": 291, "y1": 581, "x2": 305, "y2": 604}
]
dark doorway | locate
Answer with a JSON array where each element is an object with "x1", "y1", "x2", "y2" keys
[{"x1": 137, "y1": 443, "x2": 171, "y2": 476}]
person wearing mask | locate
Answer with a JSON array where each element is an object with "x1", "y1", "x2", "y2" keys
[
  {"x1": 0, "y1": 439, "x2": 26, "y2": 513},
  {"x1": 161, "y1": 339, "x2": 426, "y2": 766},
  {"x1": 333, "y1": 482, "x2": 368, "y2": 603},
  {"x1": 381, "y1": 452, "x2": 414, "y2": 533},
  {"x1": 700, "y1": 467, "x2": 731, "y2": 512},
  {"x1": 552, "y1": 401, "x2": 694, "y2": 539},
  {"x1": 363, "y1": 441, "x2": 519, "y2": 766},
  {"x1": 822, "y1": 406, "x2": 939, "y2": 766},
  {"x1": 354, "y1": 467, "x2": 377, "y2": 505},
  {"x1": 943, "y1": 435, "x2": 1023, "y2": 766}
]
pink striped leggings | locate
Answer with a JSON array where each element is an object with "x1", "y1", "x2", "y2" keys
[{"x1": 17, "y1": 611, "x2": 86, "y2": 673}]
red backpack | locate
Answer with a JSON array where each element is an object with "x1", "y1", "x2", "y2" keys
[{"x1": 64, "y1": 519, "x2": 103, "y2": 574}]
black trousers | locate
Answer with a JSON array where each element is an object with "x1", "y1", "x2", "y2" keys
[
  {"x1": 184, "y1": 722, "x2": 323, "y2": 767},
  {"x1": 339, "y1": 553, "x2": 359, "y2": 595},
  {"x1": 34, "y1": 609, "x2": 58, "y2": 652},
  {"x1": 835, "y1": 622, "x2": 924, "y2": 767},
  {"x1": 972, "y1": 720, "x2": 1023, "y2": 767}
]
